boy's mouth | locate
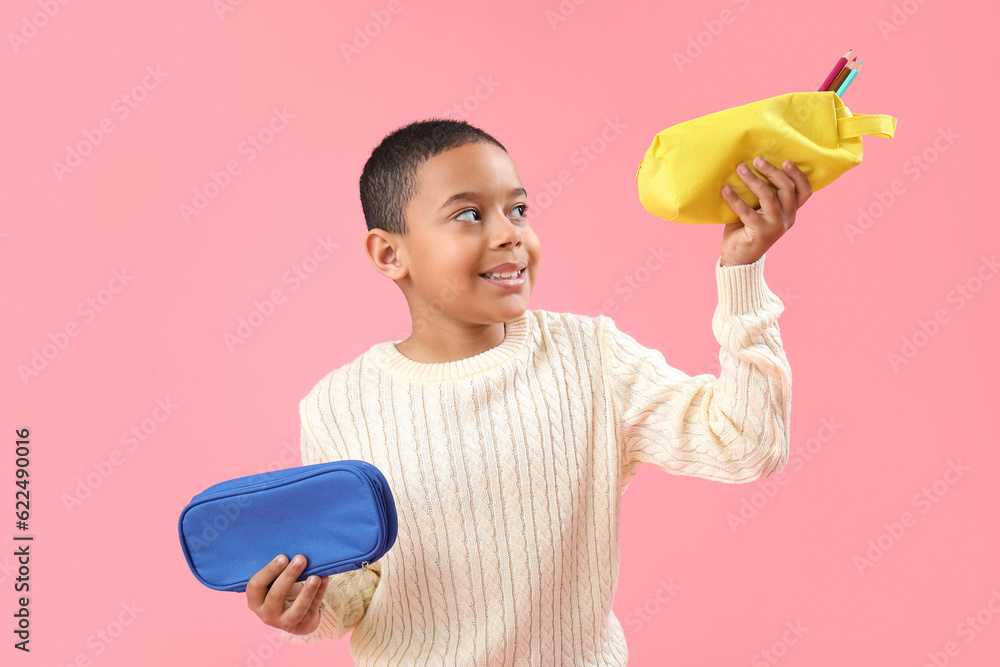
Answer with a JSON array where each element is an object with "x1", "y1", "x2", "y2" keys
[{"x1": 479, "y1": 268, "x2": 526, "y2": 285}]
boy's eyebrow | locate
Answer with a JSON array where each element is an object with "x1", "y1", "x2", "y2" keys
[{"x1": 438, "y1": 187, "x2": 527, "y2": 211}]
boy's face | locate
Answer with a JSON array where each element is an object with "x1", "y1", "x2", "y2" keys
[{"x1": 393, "y1": 141, "x2": 541, "y2": 329}]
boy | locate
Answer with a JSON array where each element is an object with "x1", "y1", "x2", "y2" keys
[{"x1": 245, "y1": 118, "x2": 809, "y2": 665}]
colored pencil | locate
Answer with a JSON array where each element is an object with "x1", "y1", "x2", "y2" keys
[
  {"x1": 826, "y1": 56, "x2": 857, "y2": 93},
  {"x1": 836, "y1": 60, "x2": 863, "y2": 97},
  {"x1": 818, "y1": 49, "x2": 852, "y2": 92}
]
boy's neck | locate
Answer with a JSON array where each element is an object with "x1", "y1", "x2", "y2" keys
[{"x1": 394, "y1": 321, "x2": 507, "y2": 364}]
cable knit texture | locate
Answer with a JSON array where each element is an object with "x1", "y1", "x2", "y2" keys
[{"x1": 278, "y1": 254, "x2": 792, "y2": 665}]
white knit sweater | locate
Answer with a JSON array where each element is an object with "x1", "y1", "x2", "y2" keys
[{"x1": 279, "y1": 254, "x2": 791, "y2": 666}]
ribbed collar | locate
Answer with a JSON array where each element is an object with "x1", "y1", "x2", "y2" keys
[{"x1": 368, "y1": 310, "x2": 531, "y2": 383}]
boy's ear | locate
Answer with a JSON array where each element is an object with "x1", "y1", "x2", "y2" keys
[{"x1": 365, "y1": 230, "x2": 408, "y2": 280}]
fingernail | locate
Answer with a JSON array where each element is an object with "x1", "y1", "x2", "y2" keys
[
  {"x1": 783, "y1": 161, "x2": 792, "y2": 170},
  {"x1": 738, "y1": 163, "x2": 748, "y2": 173},
  {"x1": 293, "y1": 555, "x2": 304, "y2": 566},
  {"x1": 275, "y1": 555, "x2": 287, "y2": 565},
  {"x1": 753, "y1": 157, "x2": 764, "y2": 168}
]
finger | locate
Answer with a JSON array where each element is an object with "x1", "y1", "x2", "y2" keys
[
  {"x1": 303, "y1": 575, "x2": 332, "y2": 620},
  {"x1": 780, "y1": 160, "x2": 813, "y2": 208},
  {"x1": 246, "y1": 554, "x2": 288, "y2": 612},
  {"x1": 750, "y1": 157, "x2": 797, "y2": 220},
  {"x1": 736, "y1": 162, "x2": 781, "y2": 221},
  {"x1": 261, "y1": 554, "x2": 309, "y2": 619},
  {"x1": 721, "y1": 182, "x2": 760, "y2": 227},
  {"x1": 316, "y1": 574, "x2": 331, "y2": 604},
  {"x1": 284, "y1": 574, "x2": 325, "y2": 628}
]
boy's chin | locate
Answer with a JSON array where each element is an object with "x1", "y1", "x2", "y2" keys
[{"x1": 491, "y1": 301, "x2": 530, "y2": 322}]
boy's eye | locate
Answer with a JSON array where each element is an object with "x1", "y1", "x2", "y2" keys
[
  {"x1": 455, "y1": 208, "x2": 481, "y2": 222},
  {"x1": 455, "y1": 204, "x2": 530, "y2": 222}
]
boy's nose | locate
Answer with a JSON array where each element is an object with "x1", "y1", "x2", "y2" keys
[{"x1": 490, "y1": 214, "x2": 523, "y2": 246}]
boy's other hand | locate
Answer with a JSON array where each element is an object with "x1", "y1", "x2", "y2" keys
[
  {"x1": 246, "y1": 554, "x2": 330, "y2": 635},
  {"x1": 719, "y1": 157, "x2": 812, "y2": 267}
]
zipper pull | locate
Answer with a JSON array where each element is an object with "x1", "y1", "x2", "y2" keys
[{"x1": 360, "y1": 560, "x2": 369, "y2": 571}]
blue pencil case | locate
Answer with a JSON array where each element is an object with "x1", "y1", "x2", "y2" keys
[{"x1": 178, "y1": 460, "x2": 398, "y2": 593}]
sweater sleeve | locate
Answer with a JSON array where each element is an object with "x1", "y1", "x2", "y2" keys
[
  {"x1": 279, "y1": 399, "x2": 382, "y2": 644},
  {"x1": 602, "y1": 253, "x2": 791, "y2": 486}
]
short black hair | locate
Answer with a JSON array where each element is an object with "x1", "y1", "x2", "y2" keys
[{"x1": 359, "y1": 118, "x2": 507, "y2": 237}]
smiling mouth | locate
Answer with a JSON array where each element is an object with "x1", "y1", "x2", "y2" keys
[{"x1": 479, "y1": 268, "x2": 526, "y2": 283}]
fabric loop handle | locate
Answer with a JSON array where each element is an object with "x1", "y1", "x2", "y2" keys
[{"x1": 838, "y1": 113, "x2": 897, "y2": 139}]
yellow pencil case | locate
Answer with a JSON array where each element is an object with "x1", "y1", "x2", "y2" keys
[{"x1": 634, "y1": 90, "x2": 897, "y2": 225}]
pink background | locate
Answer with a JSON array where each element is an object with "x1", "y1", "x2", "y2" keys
[{"x1": 3, "y1": 0, "x2": 998, "y2": 664}]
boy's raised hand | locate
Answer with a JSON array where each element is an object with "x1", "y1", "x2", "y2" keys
[
  {"x1": 246, "y1": 554, "x2": 330, "y2": 635},
  {"x1": 719, "y1": 157, "x2": 813, "y2": 267}
]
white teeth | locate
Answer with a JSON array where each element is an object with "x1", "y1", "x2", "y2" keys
[{"x1": 483, "y1": 269, "x2": 522, "y2": 279}]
